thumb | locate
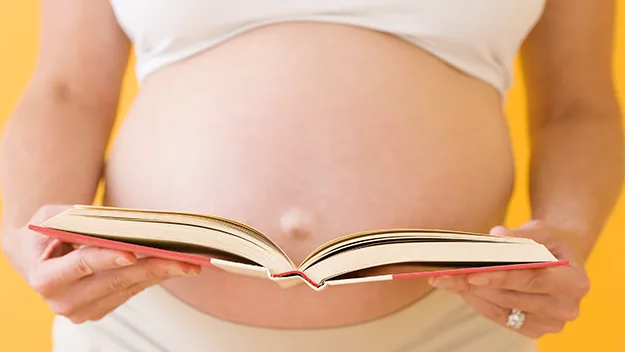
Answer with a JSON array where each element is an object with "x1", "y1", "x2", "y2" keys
[
  {"x1": 519, "y1": 219, "x2": 543, "y2": 230},
  {"x1": 28, "y1": 205, "x2": 76, "y2": 260},
  {"x1": 30, "y1": 204, "x2": 75, "y2": 224},
  {"x1": 488, "y1": 225, "x2": 509, "y2": 236},
  {"x1": 490, "y1": 220, "x2": 553, "y2": 244},
  {"x1": 489, "y1": 223, "x2": 544, "y2": 241}
]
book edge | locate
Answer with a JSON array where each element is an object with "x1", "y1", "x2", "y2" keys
[
  {"x1": 390, "y1": 260, "x2": 569, "y2": 279},
  {"x1": 72, "y1": 204, "x2": 296, "y2": 267},
  {"x1": 28, "y1": 224, "x2": 568, "y2": 293},
  {"x1": 30, "y1": 225, "x2": 219, "y2": 268},
  {"x1": 71, "y1": 205, "x2": 532, "y2": 268}
]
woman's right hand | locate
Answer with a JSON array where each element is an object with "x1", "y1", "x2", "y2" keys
[{"x1": 1, "y1": 205, "x2": 201, "y2": 324}]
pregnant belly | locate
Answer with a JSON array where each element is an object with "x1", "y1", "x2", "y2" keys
[{"x1": 103, "y1": 22, "x2": 516, "y2": 329}]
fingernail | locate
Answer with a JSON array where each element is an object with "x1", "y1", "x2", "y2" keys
[
  {"x1": 187, "y1": 267, "x2": 201, "y2": 276},
  {"x1": 167, "y1": 267, "x2": 200, "y2": 276},
  {"x1": 431, "y1": 276, "x2": 453, "y2": 289},
  {"x1": 490, "y1": 226, "x2": 507, "y2": 236},
  {"x1": 116, "y1": 257, "x2": 133, "y2": 266},
  {"x1": 468, "y1": 276, "x2": 490, "y2": 286},
  {"x1": 167, "y1": 268, "x2": 186, "y2": 276}
]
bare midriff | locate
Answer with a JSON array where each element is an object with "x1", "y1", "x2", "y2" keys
[{"x1": 103, "y1": 22, "x2": 516, "y2": 329}]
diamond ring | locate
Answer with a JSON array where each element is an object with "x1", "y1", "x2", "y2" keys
[{"x1": 506, "y1": 309, "x2": 526, "y2": 329}]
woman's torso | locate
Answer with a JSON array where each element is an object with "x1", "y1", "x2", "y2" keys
[{"x1": 103, "y1": 1, "x2": 543, "y2": 329}]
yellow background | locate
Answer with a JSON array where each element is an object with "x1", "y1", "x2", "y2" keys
[{"x1": 0, "y1": 1, "x2": 623, "y2": 351}]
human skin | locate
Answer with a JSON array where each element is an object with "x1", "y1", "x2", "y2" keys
[{"x1": 1, "y1": 0, "x2": 622, "y2": 338}]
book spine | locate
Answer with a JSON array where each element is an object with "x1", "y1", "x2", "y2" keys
[{"x1": 272, "y1": 270, "x2": 322, "y2": 289}]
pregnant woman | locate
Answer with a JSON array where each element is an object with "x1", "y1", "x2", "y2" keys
[{"x1": 1, "y1": 1, "x2": 623, "y2": 351}]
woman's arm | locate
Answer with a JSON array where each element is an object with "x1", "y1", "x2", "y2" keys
[
  {"x1": 521, "y1": 0, "x2": 624, "y2": 258},
  {"x1": 0, "y1": 0, "x2": 130, "y2": 229},
  {"x1": 428, "y1": 0, "x2": 623, "y2": 338},
  {"x1": 0, "y1": 0, "x2": 199, "y2": 324}
]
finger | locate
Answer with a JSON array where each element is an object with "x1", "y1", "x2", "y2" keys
[
  {"x1": 428, "y1": 274, "x2": 472, "y2": 292},
  {"x1": 40, "y1": 239, "x2": 73, "y2": 260},
  {"x1": 66, "y1": 277, "x2": 162, "y2": 323},
  {"x1": 33, "y1": 247, "x2": 138, "y2": 295},
  {"x1": 46, "y1": 258, "x2": 201, "y2": 319},
  {"x1": 66, "y1": 257, "x2": 200, "y2": 308},
  {"x1": 470, "y1": 288, "x2": 580, "y2": 322},
  {"x1": 427, "y1": 273, "x2": 526, "y2": 295},
  {"x1": 72, "y1": 281, "x2": 155, "y2": 323},
  {"x1": 464, "y1": 267, "x2": 587, "y2": 296},
  {"x1": 460, "y1": 293, "x2": 565, "y2": 339}
]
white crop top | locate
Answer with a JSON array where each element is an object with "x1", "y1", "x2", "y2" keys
[{"x1": 109, "y1": 0, "x2": 546, "y2": 94}]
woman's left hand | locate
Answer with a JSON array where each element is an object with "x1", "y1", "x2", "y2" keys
[{"x1": 428, "y1": 220, "x2": 591, "y2": 338}]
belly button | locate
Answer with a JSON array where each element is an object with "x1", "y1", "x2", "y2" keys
[{"x1": 280, "y1": 208, "x2": 316, "y2": 240}]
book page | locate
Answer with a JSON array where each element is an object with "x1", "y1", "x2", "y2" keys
[
  {"x1": 43, "y1": 207, "x2": 296, "y2": 273},
  {"x1": 299, "y1": 229, "x2": 536, "y2": 270},
  {"x1": 302, "y1": 241, "x2": 557, "y2": 285},
  {"x1": 76, "y1": 205, "x2": 287, "y2": 254}
]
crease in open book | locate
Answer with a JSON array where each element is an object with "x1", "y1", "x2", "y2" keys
[{"x1": 272, "y1": 269, "x2": 322, "y2": 289}]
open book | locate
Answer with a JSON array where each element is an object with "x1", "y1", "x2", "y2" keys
[{"x1": 29, "y1": 205, "x2": 567, "y2": 291}]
